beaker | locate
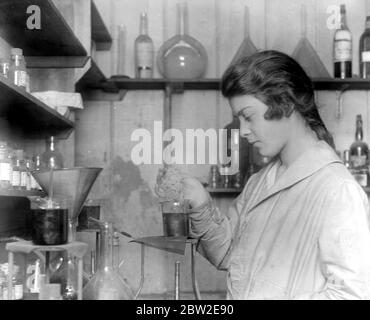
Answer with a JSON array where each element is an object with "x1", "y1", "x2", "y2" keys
[
  {"x1": 83, "y1": 221, "x2": 134, "y2": 300},
  {"x1": 28, "y1": 195, "x2": 70, "y2": 246},
  {"x1": 161, "y1": 200, "x2": 190, "y2": 237}
]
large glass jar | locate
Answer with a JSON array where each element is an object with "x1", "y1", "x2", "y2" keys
[{"x1": 157, "y1": 3, "x2": 207, "y2": 79}]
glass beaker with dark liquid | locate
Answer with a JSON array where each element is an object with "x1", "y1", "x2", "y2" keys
[
  {"x1": 28, "y1": 196, "x2": 70, "y2": 245},
  {"x1": 161, "y1": 200, "x2": 190, "y2": 237}
]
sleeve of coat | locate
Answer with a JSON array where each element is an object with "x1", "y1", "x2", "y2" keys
[
  {"x1": 296, "y1": 180, "x2": 370, "y2": 300},
  {"x1": 188, "y1": 178, "x2": 251, "y2": 271}
]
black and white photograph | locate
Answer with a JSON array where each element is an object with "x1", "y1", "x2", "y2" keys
[{"x1": 0, "y1": 0, "x2": 369, "y2": 308}]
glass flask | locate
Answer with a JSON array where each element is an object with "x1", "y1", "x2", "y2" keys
[
  {"x1": 157, "y1": 2, "x2": 208, "y2": 79},
  {"x1": 49, "y1": 252, "x2": 78, "y2": 300},
  {"x1": 83, "y1": 221, "x2": 134, "y2": 300},
  {"x1": 41, "y1": 136, "x2": 64, "y2": 170}
]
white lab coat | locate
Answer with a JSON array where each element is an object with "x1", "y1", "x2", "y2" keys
[{"x1": 190, "y1": 141, "x2": 370, "y2": 299}]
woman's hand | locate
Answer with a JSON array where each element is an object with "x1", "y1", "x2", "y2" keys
[{"x1": 181, "y1": 177, "x2": 210, "y2": 209}]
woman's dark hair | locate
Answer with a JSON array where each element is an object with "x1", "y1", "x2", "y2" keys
[{"x1": 221, "y1": 50, "x2": 335, "y2": 149}]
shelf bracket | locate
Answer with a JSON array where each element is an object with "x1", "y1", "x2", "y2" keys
[{"x1": 168, "y1": 82, "x2": 185, "y2": 94}]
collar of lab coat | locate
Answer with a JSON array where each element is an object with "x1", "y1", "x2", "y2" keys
[{"x1": 247, "y1": 140, "x2": 342, "y2": 212}]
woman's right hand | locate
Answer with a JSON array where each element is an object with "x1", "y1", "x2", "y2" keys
[{"x1": 181, "y1": 177, "x2": 210, "y2": 209}]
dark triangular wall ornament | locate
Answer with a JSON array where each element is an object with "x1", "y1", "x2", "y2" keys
[
  {"x1": 292, "y1": 5, "x2": 330, "y2": 78},
  {"x1": 227, "y1": 6, "x2": 258, "y2": 68}
]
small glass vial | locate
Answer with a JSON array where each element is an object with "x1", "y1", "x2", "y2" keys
[
  {"x1": 343, "y1": 150, "x2": 351, "y2": 169},
  {"x1": 0, "y1": 141, "x2": 11, "y2": 189},
  {"x1": 15, "y1": 150, "x2": 27, "y2": 190},
  {"x1": 0, "y1": 58, "x2": 9, "y2": 78},
  {"x1": 209, "y1": 165, "x2": 220, "y2": 189},
  {"x1": 221, "y1": 166, "x2": 230, "y2": 189},
  {"x1": 233, "y1": 171, "x2": 242, "y2": 189},
  {"x1": 33, "y1": 155, "x2": 43, "y2": 191},
  {"x1": 30, "y1": 155, "x2": 39, "y2": 190},
  {"x1": 25, "y1": 157, "x2": 32, "y2": 191},
  {"x1": 0, "y1": 269, "x2": 5, "y2": 300},
  {"x1": 13, "y1": 265, "x2": 23, "y2": 300},
  {"x1": 11, "y1": 151, "x2": 21, "y2": 190},
  {"x1": 9, "y1": 48, "x2": 27, "y2": 88}
]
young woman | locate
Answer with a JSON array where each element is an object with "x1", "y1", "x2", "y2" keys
[{"x1": 181, "y1": 50, "x2": 370, "y2": 299}]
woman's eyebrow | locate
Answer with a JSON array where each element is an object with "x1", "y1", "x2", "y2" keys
[{"x1": 234, "y1": 107, "x2": 252, "y2": 117}]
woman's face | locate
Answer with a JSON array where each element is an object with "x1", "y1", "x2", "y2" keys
[{"x1": 229, "y1": 95, "x2": 291, "y2": 158}]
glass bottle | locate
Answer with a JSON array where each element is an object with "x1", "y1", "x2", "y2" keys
[
  {"x1": 83, "y1": 221, "x2": 134, "y2": 300},
  {"x1": 11, "y1": 151, "x2": 21, "y2": 190},
  {"x1": 134, "y1": 12, "x2": 154, "y2": 79},
  {"x1": 349, "y1": 115, "x2": 369, "y2": 187},
  {"x1": 33, "y1": 155, "x2": 43, "y2": 191},
  {"x1": 25, "y1": 157, "x2": 32, "y2": 191},
  {"x1": 343, "y1": 149, "x2": 351, "y2": 169},
  {"x1": 333, "y1": 4, "x2": 352, "y2": 79},
  {"x1": 0, "y1": 57, "x2": 9, "y2": 78},
  {"x1": 41, "y1": 136, "x2": 64, "y2": 169},
  {"x1": 0, "y1": 141, "x2": 11, "y2": 189},
  {"x1": 16, "y1": 150, "x2": 27, "y2": 190},
  {"x1": 9, "y1": 48, "x2": 27, "y2": 88},
  {"x1": 209, "y1": 165, "x2": 220, "y2": 189},
  {"x1": 157, "y1": 2, "x2": 208, "y2": 79},
  {"x1": 0, "y1": 269, "x2": 5, "y2": 300},
  {"x1": 359, "y1": 16, "x2": 370, "y2": 79}
]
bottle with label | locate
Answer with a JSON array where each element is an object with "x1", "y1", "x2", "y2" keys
[
  {"x1": 0, "y1": 141, "x2": 11, "y2": 189},
  {"x1": 134, "y1": 12, "x2": 154, "y2": 79},
  {"x1": 41, "y1": 136, "x2": 64, "y2": 169},
  {"x1": 9, "y1": 48, "x2": 27, "y2": 88},
  {"x1": 349, "y1": 115, "x2": 369, "y2": 187},
  {"x1": 359, "y1": 16, "x2": 370, "y2": 79},
  {"x1": 1, "y1": 264, "x2": 23, "y2": 300},
  {"x1": 333, "y1": 4, "x2": 352, "y2": 79}
]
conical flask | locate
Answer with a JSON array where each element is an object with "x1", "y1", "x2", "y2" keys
[
  {"x1": 292, "y1": 5, "x2": 330, "y2": 78},
  {"x1": 157, "y1": 2, "x2": 208, "y2": 79},
  {"x1": 228, "y1": 6, "x2": 258, "y2": 68},
  {"x1": 83, "y1": 221, "x2": 134, "y2": 300}
]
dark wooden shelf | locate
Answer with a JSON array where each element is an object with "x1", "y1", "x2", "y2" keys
[
  {"x1": 0, "y1": 189, "x2": 45, "y2": 198},
  {"x1": 0, "y1": 75, "x2": 74, "y2": 139},
  {"x1": 108, "y1": 77, "x2": 221, "y2": 91},
  {"x1": 0, "y1": 0, "x2": 88, "y2": 68},
  {"x1": 91, "y1": 0, "x2": 112, "y2": 50},
  {"x1": 75, "y1": 58, "x2": 119, "y2": 93},
  {"x1": 106, "y1": 77, "x2": 370, "y2": 92},
  {"x1": 313, "y1": 78, "x2": 370, "y2": 90}
]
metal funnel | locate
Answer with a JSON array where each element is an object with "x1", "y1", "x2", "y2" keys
[{"x1": 32, "y1": 167, "x2": 103, "y2": 222}]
